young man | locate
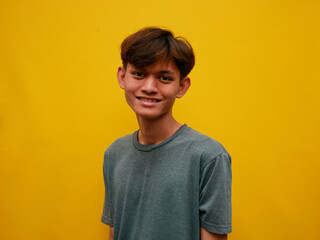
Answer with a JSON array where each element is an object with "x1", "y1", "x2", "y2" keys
[{"x1": 102, "y1": 27, "x2": 232, "y2": 240}]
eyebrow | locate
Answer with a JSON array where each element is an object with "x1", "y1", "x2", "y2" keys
[
  {"x1": 132, "y1": 67, "x2": 176, "y2": 75},
  {"x1": 159, "y1": 70, "x2": 175, "y2": 74}
]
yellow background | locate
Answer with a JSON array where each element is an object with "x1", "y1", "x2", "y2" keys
[{"x1": 1, "y1": 0, "x2": 319, "y2": 239}]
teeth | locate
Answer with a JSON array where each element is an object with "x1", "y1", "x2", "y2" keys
[
  {"x1": 139, "y1": 98, "x2": 158, "y2": 103},
  {"x1": 141, "y1": 98, "x2": 157, "y2": 102}
]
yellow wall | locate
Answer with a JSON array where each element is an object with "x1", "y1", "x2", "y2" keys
[{"x1": 1, "y1": 0, "x2": 319, "y2": 239}]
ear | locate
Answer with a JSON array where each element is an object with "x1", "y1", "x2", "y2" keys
[
  {"x1": 117, "y1": 66, "x2": 126, "y2": 89},
  {"x1": 176, "y1": 77, "x2": 191, "y2": 98}
]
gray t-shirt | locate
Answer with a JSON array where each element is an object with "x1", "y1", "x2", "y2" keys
[{"x1": 102, "y1": 124, "x2": 232, "y2": 239}]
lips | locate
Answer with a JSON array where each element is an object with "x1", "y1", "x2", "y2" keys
[{"x1": 137, "y1": 97, "x2": 161, "y2": 103}]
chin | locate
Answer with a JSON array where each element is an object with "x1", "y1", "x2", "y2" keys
[
  {"x1": 136, "y1": 113, "x2": 162, "y2": 120},
  {"x1": 134, "y1": 110, "x2": 168, "y2": 121}
]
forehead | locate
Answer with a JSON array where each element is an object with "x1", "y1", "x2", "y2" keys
[{"x1": 129, "y1": 60, "x2": 180, "y2": 76}]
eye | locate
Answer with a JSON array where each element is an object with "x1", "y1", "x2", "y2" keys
[
  {"x1": 160, "y1": 76, "x2": 172, "y2": 81},
  {"x1": 132, "y1": 71, "x2": 144, "y2": 78}
]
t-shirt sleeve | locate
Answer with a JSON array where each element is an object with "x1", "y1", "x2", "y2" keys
[
  {"x1": 101, "y1": 150, "x2": 114, "y2": 226},
  {"x1": 199, "y1": 152, "x2": 232, "y2": 234}
]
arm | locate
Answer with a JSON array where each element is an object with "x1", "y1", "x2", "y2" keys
[
  {"x1": 201, "y1": 227, "x2": 227, "y2": 240},
  {"x1": 199, "y1": 152, "x2": 232, "y2": 238},
  {"x1": 108, "y1": 227, "x2": 114, "y2": 240}
]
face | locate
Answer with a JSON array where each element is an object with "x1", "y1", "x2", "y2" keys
[{"x1": 117, "y1": 60, "x2": 190, "y2": 121}]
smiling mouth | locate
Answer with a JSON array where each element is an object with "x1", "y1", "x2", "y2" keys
[{"x1": 137, "y1": 97, "x2": 161, "y2": 103}]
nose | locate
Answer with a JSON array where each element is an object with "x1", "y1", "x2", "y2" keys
[{"x1": 141, "y1": 76, "x2": 158, "y2": 94}]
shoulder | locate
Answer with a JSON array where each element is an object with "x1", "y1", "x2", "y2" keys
[
  {"x1": 104, "y1": 132, "x2": 135, "y2": 157},
  {"x1": 184, "y1": 126, "x2": 231, "y2": 168},
  {"x1": 183, "y1": 126, "x2": 229, "y2": 155}
]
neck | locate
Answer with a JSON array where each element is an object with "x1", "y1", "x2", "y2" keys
[{"x1": 137, "y1": 114, "x2": 182, "y2": 145}]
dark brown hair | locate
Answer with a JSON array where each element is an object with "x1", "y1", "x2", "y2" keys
[{"x1": 121, "y1": 27, "x2": 195, "y2": 79}]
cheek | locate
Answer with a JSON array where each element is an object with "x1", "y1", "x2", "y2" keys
[
  {"x1": 124, "y1": 89, "x2": 135, "y2": 104},
  {"x1": 124, "y1": 80, "x2": 139, "y2": 93},
  {"x1": 163, "y1": 86, "x2": 179, "y2": 99}
]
